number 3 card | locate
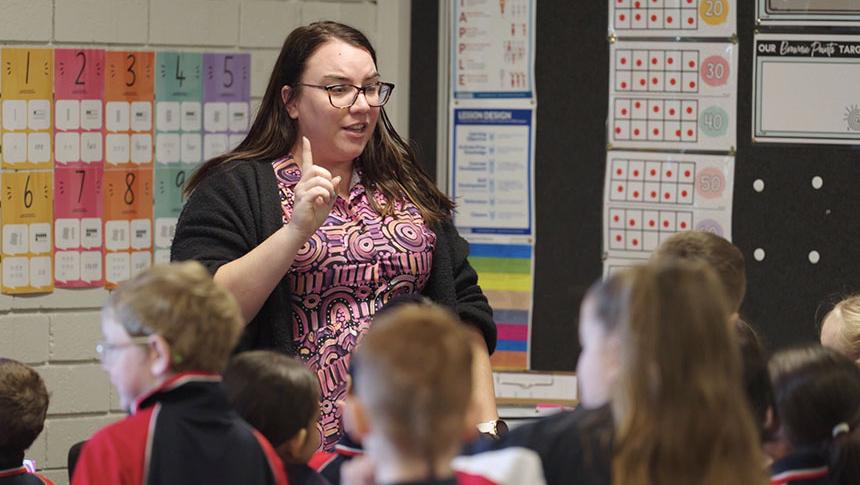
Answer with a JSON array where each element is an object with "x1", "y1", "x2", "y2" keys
[
  {"x1": 603, "y1": 151, "x2": 734, "y2": 262},
  {"x1": 608, "y1": 41, "x2": 737, "y2": 151}
]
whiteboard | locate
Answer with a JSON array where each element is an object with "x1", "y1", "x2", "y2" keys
[
  {"x1": 753, "y1": 34, "x2": 860, "y2": 144},
  {"x1": 758, "y1": 0, "x2": 860, "y2": 25}
]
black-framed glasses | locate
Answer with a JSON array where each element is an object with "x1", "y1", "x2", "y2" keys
[
  {"x1": 298, "y1": 82, "x2": 395, "y2": 109},
  {"x1": 96, "y1": 337, "x2": 151, "y2": 364}
]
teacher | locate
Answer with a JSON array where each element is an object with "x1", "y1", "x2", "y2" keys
[{"x1": 172, "y1": 21, "x2": 499, "y2": 450}]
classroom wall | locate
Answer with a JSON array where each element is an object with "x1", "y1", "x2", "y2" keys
[{"x1": 0, "y1": 1, "x2": 410, "y2": 482}]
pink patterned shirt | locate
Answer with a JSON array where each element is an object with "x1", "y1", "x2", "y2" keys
[{"x1": 273, "y1": 157, "x2": 436, "y2": 450}]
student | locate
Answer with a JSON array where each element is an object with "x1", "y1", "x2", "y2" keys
[
  {"x1": 819, "y1": 294, "x2": 860, "y2": 366},
  {"x1": 343, "y1": 303, "x2": 521, "y2": 485},
  {"x1": 224, "y1": 351, "x2": 330, "y2": 485},
  {"x1": 461, "y1": 261, "x2": 766, "y2": 485},
  {"x1": 0, "y1": 359, "x2": 53, "y2": 485},
  {"x1": 72, "y1": 262, "x2": 287, "y2": 485},
  {"x1": 766, "y1": 345, "x2": 860, "y2": 485},
  {"x1": 736, "y1": 318, "x2": 775, "y2": 442},
  {"x1": 653, "y1": 230, "x2": 747, "y2": 316}
]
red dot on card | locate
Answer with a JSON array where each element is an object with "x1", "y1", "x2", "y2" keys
[
  {"x1": 668, "y1": 57, "x2": 674, "y2": 65},
  {"x1": 686, "y1": 0, "x2": 693, "y2": 4},
  {"x1": 687, "y1": 129, "x2": 694, "y2": 136},
  {"x1": 629, "y1": 219, "x2": 636, "y2": 227},
  {"x1": 689, "y1": 81, "x2": 696, "y2": 88},
  {"x1": 621, "y1": 82, "x2": 628, "y2": 89},
  {"x1": 640, "y1": 79, "x2": 646, "y2": 86},
  {"x1": 636, "y1": 59, "x2": 642, "y2": 66},
  {"x1": 650, "y1": 191, "x2": 657, "y2": 198},
  {"x1": 616, "y1": 235, "x2": 622, "y2": 242},
  {"x1": 670, "y1": 78, "x2": 677, "y2": 85},
  {"x1": 650, "y1": 169, "x2": 657, "y2": 176},
  {"x1": 634, "y1": 129, "x2": 641, "y2": 135},
  {"x1": 652, "y1": 58, "x2": 657, "y2": 65},
  {"x1": 613, "y1": 215, "x2": 620, "y2": 222},
  {"x1": 654, "y1": 106, "x2": 660, "y2": 113},
  {"x1": 670, "y1": 109, "x2": 676, "y2": 115},
  {"x1": 667, "y1": 170, "x2": 673, "y2": 177},
  {"x1": 664, "y1": 192, "x2": 670, "y2": 200},
  {"x1": 689, "y1": 61, "x2": 696, "y2": 68},
  {"x1": 617, "y1": 185, "x2": 624, "y2": 192},
  {"x1": 621, "y1": 57, "x2": 627, "y2": 65},
  {"x1": 633, "y1": 191, "x2": 640, "y2": 198},
  {"x1": 635, "y1": 1, "x2": 641, "y2": 7},
  {"x1": 687, "y1": 107, "x2": 693, "y2": 114},
  {"x1": 636, "y1": 13, "x2": 642, "y2": 20},
  {"x1": 649, "y1": 220, "x2": 655, "y2": 227},
  {"x1": 663, "y1": 220, "x2": 670, "y2": 228},
  {"x1": 676, "y1": 130, "x2": 682, "y2": 136},
  {"x1": 616, "y1": 169, "x2": 623, "y2": 176},
  {"x1": 681, "y1": 190, "x2": 688, "y2": 197},
  {"x1": 615, "y1": 127, "x2": 622, "y2": 134},
  {"x1": 618, "y1": 0, "x2": 623, "y2": 3},
  {"x1": 653, "y1": 128, "x2": 660, "y2": 135},
  {"x1": 667, "y1": 16, "x2": 674, "y2": 23},
  {"x1": 622, "y1": 109, "x2": 628, "y2": 115},
  {"x1": 633, "y1": 170, "x2": 640, "y2": 177},
  {"x1": 652, "y1": 77, "x2": 658, "y2": 84},
  {"x1": 635, "y1": 102, "x2": 641, "y2": 108},
  {"x1": 687, "y1": 17, "x2": 694, "y2": 24},
  {"x1": 632, "y1": 239, "x2": 639, "y2": 246},
  {"x1": 684, "y1": 170, "x2": 691, "y2": 177},
  {"x1": 651, "y1": 14, "x2": 657, "y2": 21},
  {"x1": 620, "y1": 14, "x2": 626, "y2": 21},
  {"x1": 680, "y1": 222, "x2": 688, "y2": 229}
]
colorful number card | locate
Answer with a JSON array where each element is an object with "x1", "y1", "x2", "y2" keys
[
  {"x1": 2, "y1": 48, "x2": 54, "y2": 169},
  {"x1": 609, "y1": 0, "x2": 736, "y2": 38},
  {"x1": 155, "y1": 52, "x2": 202, "y2": 263},
  {"x1": 103, "y1": 168, "x2": 152, "y2": 288},
  {"x1": 54, "y1": 48, "x2": 105, "y2": 167},
  {"x1": 608, "y1": 41, "x2": 737, "y2": 151},
  {"x1": 203, "y1": 53, "x2": 250, "y2": 161},
  {"x1": 2, "y1": 171, "x2": 54, "y2": 293},
  {"x1": 104, "y1": 51, "x2": 154, "y2": 169},
  {"x1": 602, "y1": 151, "x2": 734, "y2": 271},
  {"x1": 54, "y1": 166, "x2": 104, "y2": 287}
]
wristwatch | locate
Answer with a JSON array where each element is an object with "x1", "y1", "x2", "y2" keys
[{"x1": 476, "y1": 419, "x2": 509, "y2": 439}]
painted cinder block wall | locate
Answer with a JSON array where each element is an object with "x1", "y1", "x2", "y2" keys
[{"x1": 0, "y1": 1, "x2": 410, "y2": 482}]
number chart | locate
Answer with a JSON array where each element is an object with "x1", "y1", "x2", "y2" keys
[
  {"x1": 202, "y1": 53, "x2": 250, "y2": 161},
  {"x1": 609, "y1": 0, "x2": 736, "y2": 37},
  {"x1": 104, "y1": 51, "x2": 154, "y2": 169},
  {"x1": 2, "y1": 171, "x2": 54, "y2": 293},
  {"x1": 602, "y1": 151, "x2": 733, "y2": 268},
  {"x1": 103, "y1": 168, "x2": 153, "y2": 288},
  {"x1": 54, "y1": 49, "x2": 106, "y2": 287},
  {"x1": 155, "y1": 52, "x2": 202, "y2": 263},
  {"x1": 2, "y1": 48, "x2": 54, "y2": 169},
  {"x1": 608, "y1": 41, "x2": 737, "y2": 151}
]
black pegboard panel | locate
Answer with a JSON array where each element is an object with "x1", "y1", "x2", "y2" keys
[{"x1": 409, "y1": 1, "x2": 855, "y2": 371}]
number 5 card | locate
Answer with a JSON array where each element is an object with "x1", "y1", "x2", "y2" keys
[
  {"x1": 608, "y1": 41, "x2": 737, "y2": 151},
  {"x1": 603, "y1": 151, "x2": 734, "y2": 262}
]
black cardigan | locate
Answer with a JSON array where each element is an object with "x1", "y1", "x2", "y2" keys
[{"x1": 171, "y1": 159, "x2": 496, "y2": 354}]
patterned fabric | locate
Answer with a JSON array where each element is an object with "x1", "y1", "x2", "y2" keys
[{"x1": 273, "y1": 157, "x2": 436, "y2": 450}]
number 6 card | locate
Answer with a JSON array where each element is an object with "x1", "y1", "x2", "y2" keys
[
  {"x1": 2, "y1": 170, "x2": 54, "y2": 293},
  {"x1": 608, "y1": 41, "x2": 737, "y2": 151}
]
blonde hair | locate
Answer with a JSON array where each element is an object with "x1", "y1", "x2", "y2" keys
[
  {"x1": 594, "y1": 261, "x2": 765, "y2": 485},
  {"x1": 104, "y1": 261, "x2": 243, "y2": 373},
  {"x1": 826, "y1": 295, "x2": 860, "y2": 361},
  {"x1": 353, "y1": 303, "x2": 472, "y2": 461}
]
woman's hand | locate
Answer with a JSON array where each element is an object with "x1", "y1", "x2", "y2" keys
[{"x1": 290, "y1": 136, "x2": 342, "y2": 239}]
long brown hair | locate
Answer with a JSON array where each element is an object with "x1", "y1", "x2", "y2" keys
[
  {"x1": 185, "y1": 21, "x2": 454, "y2": 224},
  {"x1": 590, "y1": 261, "x2": 765, "y2": 485}
]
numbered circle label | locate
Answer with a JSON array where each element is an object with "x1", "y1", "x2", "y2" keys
[
  {"x1": 699, "y1": 0, "x2": 729, "y2": 25},
  {"x1": 701, "y1": 56, "x2": 730, "y2": 87},
  {"x1": 695, "y1": 167, "x2": 726, "y2": 199},
  {"x1": 695, "y1": 218, "x2": 724, "y2": 237},
  {"x1": 699, "y1": 106, "x2": 729, "y2": 137}
]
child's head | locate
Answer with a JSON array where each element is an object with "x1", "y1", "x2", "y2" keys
[
  {"x1": 580, "y1": 261, "x2": 763, "y2": 485},
  {"x1": 769, "y1": 345, "x2": 860, "y2": 484},
  {"x1": 735, "y1": 318, "x2": 774, "y2": 441},
  {"x1": 0, "y1": 359, "x2": 49, "y2": 465},
  {"x1": 820, "y1": 295, "x2": 860, "y2": 365},
  {"x1": 100, "y1": 261, "x2": 243, "y2": 409},
  {"x1": 349, "y1": 302, "x2": 474, "y2": 468},
  {"x1": 652, "y1": 230, "x2": 746, "y2": 313},
  {"x1": 223, "y1": 351, "x2": 321, "y2": 463}
]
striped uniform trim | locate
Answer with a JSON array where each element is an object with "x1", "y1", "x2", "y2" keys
[{"x1": 770, "y1": 466, "x2": 828, "y2": 484}]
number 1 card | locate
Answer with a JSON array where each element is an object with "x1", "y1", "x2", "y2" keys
[{"x1": 2, "y1": 48, "x2": 54, "y2": 169}]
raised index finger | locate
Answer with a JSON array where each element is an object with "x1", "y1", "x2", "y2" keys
[{"x1": 300, "y1": 136, "x2": 314, "y2": 178}]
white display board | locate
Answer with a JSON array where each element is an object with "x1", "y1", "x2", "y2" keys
[
  {"x1": 753, "y1": 34, "x2": 860, "y2": 145},
  {"x1": 608, "y1": 41, "x2": 738, "y2": 151},
  {"x1": 758, "y1": 0, "x2": 860, "y2": 26},
  {"x1": 609, "y1": 0, "x2": 736, "y2": 38},
  {"x1": 602, "y1": 151, "x2": 734, "y2": 273}
]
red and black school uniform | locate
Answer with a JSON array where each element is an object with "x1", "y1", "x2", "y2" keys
[
  {"x1": 770, "y1": 448, "x2": 828, "y2": 485},
  {"x1": 72, "y1": 372, "x2": 288, "y2": 485},
  {"x1": 0, "y1": 467, "x2": 54, "y2": 485}
]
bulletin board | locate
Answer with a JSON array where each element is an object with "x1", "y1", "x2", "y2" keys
[{"x1": 410, "y1": 1, "x2": 858, "y2": 371}]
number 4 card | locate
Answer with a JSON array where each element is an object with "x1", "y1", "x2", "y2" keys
[{"x1": 2, "y1": 170, "x2": 54, "y2": 293}]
